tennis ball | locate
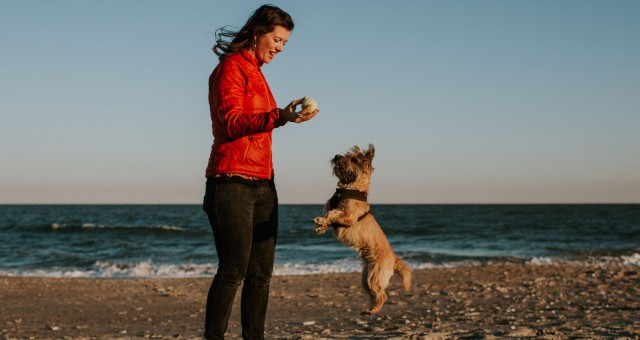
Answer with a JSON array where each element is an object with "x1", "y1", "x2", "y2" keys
[{"x1": 301, "y1": 97, "x2": 318, "y2": 112}]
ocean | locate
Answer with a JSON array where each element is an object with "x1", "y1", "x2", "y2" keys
[{"x1": 1, "y1": 204, "x2": 638, "y2": 278}]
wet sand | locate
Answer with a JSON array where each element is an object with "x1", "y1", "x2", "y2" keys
[{"x1": 2, "y1": 262, "x2": 639, "y2": 339}]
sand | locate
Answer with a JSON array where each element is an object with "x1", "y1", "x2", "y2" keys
[{"x1": 1, "y1": 262, "x2": 639, "y2": 339}]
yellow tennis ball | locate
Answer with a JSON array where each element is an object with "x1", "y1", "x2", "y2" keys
[{"x1": 301, "y1": 97, "x2": 318, "y2": 112}]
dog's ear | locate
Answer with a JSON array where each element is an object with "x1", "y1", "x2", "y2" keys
[{"x1": 365, "y1": 144, "x2": 375, "y2": 161}]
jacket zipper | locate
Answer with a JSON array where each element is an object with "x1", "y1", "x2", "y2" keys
[{"x1": 257, "y1": 70, "x2": 273, "y2": 176}]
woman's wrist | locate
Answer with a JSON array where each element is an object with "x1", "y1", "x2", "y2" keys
[
  {"x1": 279, "y1": 107, "x2": 298, "y2": 122},
  {"x1": 275, "y1": 108, "x2": 291, "y2": 126}
]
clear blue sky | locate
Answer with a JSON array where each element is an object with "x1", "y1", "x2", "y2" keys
[{"x1": 1, "y1": 1, "x2": 639, "y2": 204}]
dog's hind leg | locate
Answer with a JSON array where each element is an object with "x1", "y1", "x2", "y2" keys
[
  {"x1": 394, "y1": 257, "x2": 412, "y2": 291},
  {"x1": 361, "y1": 262, "x2": 393, "y2": 315},
  {"x1": 360, "y1": 263, "x2": 374, "y2": 305}
]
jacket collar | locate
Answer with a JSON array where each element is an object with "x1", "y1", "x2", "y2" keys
[{"x1": 239, "y1": 49, "x2": 262, "y2": 68}]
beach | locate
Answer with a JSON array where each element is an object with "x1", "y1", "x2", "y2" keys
[{"x1": 2, "y1": 262, "x2": 639, "y2": 339}]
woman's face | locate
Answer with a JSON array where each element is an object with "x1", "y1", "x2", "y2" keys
[{"x1": 253, "y1": 25, "x2": 290, "y2": 64}]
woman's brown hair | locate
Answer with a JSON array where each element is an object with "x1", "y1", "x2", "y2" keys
[{"x1": 213, "y1": 4, "x2": 294, "y2": 61}]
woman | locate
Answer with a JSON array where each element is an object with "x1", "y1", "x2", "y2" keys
[{"x1": 202, "y1": 5, "x2": 318, "y2": 340}]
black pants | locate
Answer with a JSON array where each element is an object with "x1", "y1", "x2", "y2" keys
[{"x1": 202, "y1": 177, "x2": 278, "y2": 340}]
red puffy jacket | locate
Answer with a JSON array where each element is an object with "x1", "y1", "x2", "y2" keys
[{"x1": 205, "y1": 49, "x2": 288, "y2": 179}]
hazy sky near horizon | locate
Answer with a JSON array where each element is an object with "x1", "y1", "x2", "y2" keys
[{"x1": 1, "y1": 1, "x2": 639, "y2": 204}]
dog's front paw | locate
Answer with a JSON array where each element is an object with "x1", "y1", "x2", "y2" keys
[
  {"x1": 314, "y1": 225, "x2": 329, "y2": 234},
  {"x1": 313, "y1": 216, "x2": 331, "y2": 234},
  {"x1": 313, "y1": 216, "x2": 328, "y2": 226}
]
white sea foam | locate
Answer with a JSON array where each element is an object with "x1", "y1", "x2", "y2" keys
[
  {"x1": 3, "y1": 254, "x2": 638, "y2": 278},
  {"x1": 51, "y1": 223, "x2": 66, "y2": 230},
  {"x1": 622, "y1": 253, "x2": 640, "y2": 266},
  {"x1": 156, "y1": 225, "x2": 187, "y2": 231},
  {"x1": 274, "y1": 258, "x2": 362, "y2": 275},
  {"x1": 0, "y1": 259, "x2": 362, "y2": 278},
  {"x1": 529, "y1": 257, "x2": 557, "y2": 265},
  {"x1": 414, "y1": 259, "x2": 485, "y2": 269},
  {"x1": 0, "y1": 268, "x2": 94, "y2": 278},
  {"x1": 528, "y1": 253, "x2": 640, "y2": 267},
  {"x1": 273, "y1": 258, "x2": 484, "y2": 275},
  {"x1": 0, "y1": 261, "x2": 216, "y2": 278},
  {"x1": 49, "y1": 223, "x2": 187, "y2": 232},
  {"x1": 92, "y1": 260, "x2": 216, "y2": 277}
]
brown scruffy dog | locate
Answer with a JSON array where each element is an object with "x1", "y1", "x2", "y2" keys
[{"x1": 313, "y1": 144, "x2": 412, "y2": 315}]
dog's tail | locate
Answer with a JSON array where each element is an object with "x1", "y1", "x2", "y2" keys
[{"x1": 394, "y1": 257, "x2": 412, "y2": 291}]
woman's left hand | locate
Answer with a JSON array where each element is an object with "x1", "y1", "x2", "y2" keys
[
  {"x1": 295, "y1": 106, "x2": 319, "y2": 123},
  {"x1": 282, "y1": 98, "x2": 319, "y2": 124}
]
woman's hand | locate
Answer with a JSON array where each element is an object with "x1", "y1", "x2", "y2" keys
[{"x1": 281, "y1": 98, "x2": 319, "y2": 123}]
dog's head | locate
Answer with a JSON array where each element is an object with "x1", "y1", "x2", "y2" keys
[{"x1": 331, "y1": 144, "x2": 375, "y2": 190}]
